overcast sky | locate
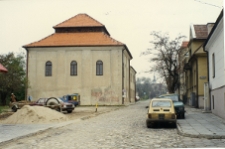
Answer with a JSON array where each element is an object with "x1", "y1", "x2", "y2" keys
[{"x1": 0, "y1": 0, "x2": 223, "y2": 81}]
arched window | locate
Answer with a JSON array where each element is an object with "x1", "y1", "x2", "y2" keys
[
  {"x1": 45, "y1": 61, "x2": 52, "y2": 76},
  {"x1": 70, "y1": 61, "x2": 77, "y2": 76},
  {"x1": 96, "y1": 60, "x2": 103, "y2": 76}
]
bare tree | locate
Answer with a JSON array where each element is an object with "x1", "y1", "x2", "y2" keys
[{"x1": 142, "y1": 32, "x2": 186, "y2": 93}]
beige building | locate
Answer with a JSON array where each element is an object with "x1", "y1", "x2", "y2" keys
[
  {"x1": 177, "y1": 41, "x2": 189, "y2": 103},
  {"x1": 130, "y1": 66, "x2": 137, "y2": 102},
  {"x1": 23, "y1": 14, "x2": 135, "y2": 105},
  {"x1": 183, "y1": 24, "x2": 212, "y2": 108}
]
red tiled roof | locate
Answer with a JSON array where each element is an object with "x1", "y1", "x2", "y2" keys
[
  {"x1": 0, "y1": 63, "x2": 8, "y2": 73},
  {"x1": 181, "y1": 41, "x2": 189, "y2": 48},
  {"x1": 54, "y1": 14, "x2": 104, "y2": 28},
  {"x1": 193, "y1": 25, "x2": 208, "y2": 39},
  {"x1": 23, "y1": 32, "x2": 124, "y2": 47}
]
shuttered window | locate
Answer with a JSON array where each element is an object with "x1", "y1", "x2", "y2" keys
[
  {"x1": 45, "y1": 61, "x2": 52, "y2": 76},
  {"x1": 96, "y1": 60, "x2": 103, "y2": 76},
  {"x1": 70, "y1": 61, "x2": 77, "y2": 76}
]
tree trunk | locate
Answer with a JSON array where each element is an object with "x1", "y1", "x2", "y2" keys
[{"x1": 0, "y1": 92, "x2": 7, "y2": 106}]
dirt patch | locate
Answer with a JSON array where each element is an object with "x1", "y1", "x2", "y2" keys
[
  {"x1": 0, "y1": 105, "x2": 120, "y2": 124},
  {"x1": 0, "y1": 105, "x2": 68, "y2": 124},
  {"x1": 0, "y1": 112, "x2": 13, "y2": 120}
]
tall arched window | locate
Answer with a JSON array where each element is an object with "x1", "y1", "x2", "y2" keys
[
  {"x1": 70, "y1": 61, "x2": 77, "y2": 76},
  {"x1": 45, "y1": 61, "x2": 52, "y2": 76},
  {"x1": 96, "y1": 60, "x2": 103, "y2": 76}
]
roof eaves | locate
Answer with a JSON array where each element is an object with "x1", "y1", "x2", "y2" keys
[
  {"x1": 203, "y1": 9, "x2": 223, "y2": 51},
  {"x1": 190, "y1": 24, "x2": 196, "y2": 39}
]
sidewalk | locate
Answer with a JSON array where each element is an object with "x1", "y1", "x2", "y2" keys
[{"x1": 177, "y1": 106, "x2": 225, "y2": 139}]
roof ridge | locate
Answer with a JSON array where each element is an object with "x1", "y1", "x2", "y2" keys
[
  {"x1": 84, "y1": 14, "x2": 104, "y2": 26},
  {"x1": 54, "y1": 13, "x2": 104, "y2": 28}
]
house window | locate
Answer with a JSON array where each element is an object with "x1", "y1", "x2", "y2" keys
[
  {"x1": 70, "y1": 61, "x2": 77, "y2": 76},
  {"x1": 212, "y1": 95, "x2": 214, "y2": 109},
  {"x1": 96, "y1": 60, "x2": 103, "y2": 76},
  {"x1": 212, "y1": 53, "x2": 215, "y2": 78},
  {"x1": 45, "y1": 61, "x2": 52, "y2": 76}
]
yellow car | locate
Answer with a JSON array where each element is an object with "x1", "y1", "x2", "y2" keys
[{"x1": 146, "y1": 98, "x2": 177, "y2": 128}]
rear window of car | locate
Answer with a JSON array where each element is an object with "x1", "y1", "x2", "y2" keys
[
  {"x1": 152, "y1": 101, "x2": 171, "y2": 107},
  {"x1": 159, "y1": 95, "x2": 178, "y2": 102}
]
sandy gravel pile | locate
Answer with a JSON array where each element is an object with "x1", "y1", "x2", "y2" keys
[{"x1": 0, "y1": 105, "x2": 68, "y2": 124}]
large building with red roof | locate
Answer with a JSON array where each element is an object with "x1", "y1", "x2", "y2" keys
[{"x1": 23, "y1": 14, "x2": 136, "y2": 105}]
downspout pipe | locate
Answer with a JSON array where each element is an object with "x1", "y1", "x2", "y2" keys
[
  {"x1": 129, "y1": 59, "x2": 131, "y2": 102},
  {"x1": 203, "y1": 46, "x2": 211, "y2": 110},
  {"x1": 25, "y1": 48, "x2": 29, "y2": 101},
  {"x1": 122, "y1": 49, "x2": 125, "y2": 104},
  {"x1": 196, "y1": 57, "x2": 199, "y2": 108}
]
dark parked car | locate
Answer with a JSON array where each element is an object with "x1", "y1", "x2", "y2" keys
[
  {"x1": 30, "y1": 97, "x2": 75, "y2": 113},
  {"x1": 158, "y1": 94, "x2": 185, "y2": 119}
]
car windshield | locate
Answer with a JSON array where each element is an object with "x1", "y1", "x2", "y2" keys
[
  {"x1": 152, "y1": 101, "x2": 171, "y2": 107},
  {"x1": 159, "y1": 95, "x2": 179, "y2": 102}
]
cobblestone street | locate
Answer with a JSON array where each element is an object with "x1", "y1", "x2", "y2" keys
[{"x1": 1, "y1": 100, "x2": 225, "y2": 148}]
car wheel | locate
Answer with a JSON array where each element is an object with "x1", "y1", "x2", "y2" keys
[
  {"x1": 12, "y1": 106, "x2": 17, "y2": 112},
  {"x1": 182, "y1": 113, "x2": 185, "y2": 119},
  {"x1": 46, "y1": 98, "x2": 58, "y2": 106},
  {"x1": 56, "y1": 107, "x2": 62, "y2": 112},
  {"x1": 173, "y1": 122, "x2": 177, "y2": 128},
  {"x1": 146, "y1": 121, "x2": 152, "y2": 128},
  {"x1": 67, "y1": 110, "x2": 72, "y2": 113}
]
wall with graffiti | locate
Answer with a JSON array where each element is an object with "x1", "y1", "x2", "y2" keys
[{"x1": 91, "y1": 86, "x2": 120, "y2": 105}]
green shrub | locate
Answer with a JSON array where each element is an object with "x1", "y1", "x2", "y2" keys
[{"x1": 0, "y1": 106, "x2": 9, "y2": 113}]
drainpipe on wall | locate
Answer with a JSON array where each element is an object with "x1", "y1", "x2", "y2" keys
[
  {"x1": 196, "y1": 57, "x2": 199, "y2": 108},
  {"x1": 25, "y1": 48, "x2": 29, "y2": 101},
  {"x1": 203, "y1": 47, "x2": 211, "y2": 110},
  {"x1": 129, "y1": 59, "x2": 131, "y2": 103},
  {"x1": 122, "y1": 49, "x2": 125, "y2": 104}
]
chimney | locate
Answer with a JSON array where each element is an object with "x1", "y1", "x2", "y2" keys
[{"x1": 207, "y1": 23, "x2": 214, "y2": 35}]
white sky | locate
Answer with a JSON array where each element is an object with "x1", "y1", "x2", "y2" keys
[{"x1": 0, "y1": 0, "x2": 223, "y2": 81}]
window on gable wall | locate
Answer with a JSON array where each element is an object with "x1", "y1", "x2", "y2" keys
[
  {"x1": 212, "y1": 53, "x2": 215, "y2": 78},
  {"x1": 70, "y1": 61, "x2": 77, "y2": 76},
  {"x1": 96, "y1": 60, "x2": 103, "y2": 76},
  {"x1": 45, "y1": 61, "x2": 52, "y2": 76}
]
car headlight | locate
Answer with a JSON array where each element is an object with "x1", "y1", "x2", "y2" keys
[{"x1": 63, "y1": 105, "x2": 67, "y2": 108}]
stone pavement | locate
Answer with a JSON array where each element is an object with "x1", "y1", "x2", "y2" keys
[
  {"x1": 0, "y1": 106, "x2": 121, "y2": 145},
  {"x1": 1, "y1": 103, "x2": 225, "y2": 146},
  {"x1": 177, "y1": 106, "x2": 225, "y2": 139}
]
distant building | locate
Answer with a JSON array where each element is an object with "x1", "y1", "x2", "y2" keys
[
  {"x1": 177, "y1": 41, "x2": 189, "y2": 102},
  {"x1": 23, "y1": 14, "x2": 135, "y2": 105}
]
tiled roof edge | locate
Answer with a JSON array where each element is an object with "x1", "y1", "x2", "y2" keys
[
  {"x1": 53, "y1": 13, "x2": 104, "y2": 28},
  {"x1": 23, "y1": 33, "x2": 55, "y2": 48}
]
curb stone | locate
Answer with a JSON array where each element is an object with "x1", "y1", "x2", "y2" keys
[{"x1": 176, "y1": 122, "x2": 225, "y2": 139}]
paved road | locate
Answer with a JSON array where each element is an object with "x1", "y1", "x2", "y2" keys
[{"x1": 1, "y1": 100, "x2": 225, "y2": 148}]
